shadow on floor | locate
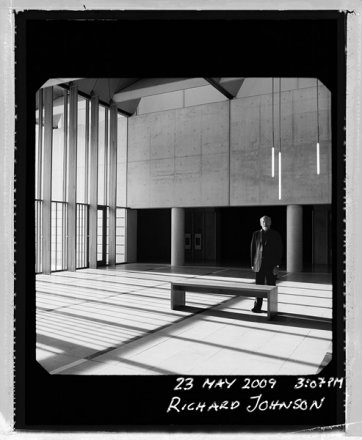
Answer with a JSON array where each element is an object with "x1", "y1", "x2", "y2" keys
[{"x1": 177, "y1": 306, "x2": 332, "y2": 331}]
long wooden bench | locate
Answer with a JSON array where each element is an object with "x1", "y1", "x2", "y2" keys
[{"x1": 171, "y1": 278, "x2": 278, "y2": 320}]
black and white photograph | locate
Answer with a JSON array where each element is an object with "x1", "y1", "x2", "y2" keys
[
  {"x1": 34, "y1": 77, "x2": 333, "y2": 377},
  {"x1": 1, "y1": 4, "x2": 358, "y2": 436}
]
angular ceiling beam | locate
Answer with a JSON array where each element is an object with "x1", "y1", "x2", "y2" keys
[
  {"x1": 116, "y1": 99, "x2": 141, "y2": 116},
  {"x1": 57, "y1": 83, "x2": 133, "y2": 117},
  {"x1": 220, "y1": 77, "x2": 245, "y2": 97},
  {"x1": 204, "y1": 78, "x2": 234, "y2": 99},
  {"x1": 40, "y1": 78, "x2": 83, "y2": 88},
  {"x1": 113, "y1": 78, "x2": 208, "y2": 103}
]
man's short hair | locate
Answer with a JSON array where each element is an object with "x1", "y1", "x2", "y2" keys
[{"x1": 260, "y1": 215, "x2": 271, "y2": 223}]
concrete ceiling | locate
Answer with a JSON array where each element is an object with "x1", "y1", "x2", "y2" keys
[
  {"x1": 41, "y1": 77, "x2": 245, "y2": 116},
  {"x1": 113, "y1": 77, "x2": 245, "y2": 104}
]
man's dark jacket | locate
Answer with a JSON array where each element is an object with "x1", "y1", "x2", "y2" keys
[{"x1": 250, "y1": 229, "x2": 282, "y2": 273}]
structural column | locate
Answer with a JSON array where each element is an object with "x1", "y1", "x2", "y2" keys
[
  {"x1": 287, "y1": 205, "x2": 303, "y2": 273},
  {"x1": 108, "y1": 103, "x2": 117, "y2": 266},
  {"x1": 89, "y1": 94, "x2": 99, "y2": 268},
  {"x1": 41, "y1": 87, "x2": 53, "y2": 274},
  {"x1": 67, "y1": 84, "x2": 78, "y2": 271},
  {"x1": 171, "y1": 207, "x2": 185, "y2": 266},
  {"x1": 126, "y1": 209, "x2": 137, "y2": 263}
]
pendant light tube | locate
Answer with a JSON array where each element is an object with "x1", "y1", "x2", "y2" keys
[
  {"x1": 278, "y1": 77, "x2": 282, "y2": 200},
  {"x1": 278, "y1": 151, "x2": 282, "y2": 200},
  {"x1": 316, "y1": 141, "x2": 320, "y2": 175},
  {"x1": 272, "y1": 79, "x2": 275, "y2": 178},
  {"x1": 316, "y1": 78, "x2": 320, "y2": 175}
]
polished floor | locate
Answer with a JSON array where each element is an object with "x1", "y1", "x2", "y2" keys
[{"x1": 36, "y1": 264, "x2": 332, "y2": 375}]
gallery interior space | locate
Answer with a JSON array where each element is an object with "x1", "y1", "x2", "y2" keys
[{"x1": 34, "y1": 77, "x2": 333, "y2": 375}]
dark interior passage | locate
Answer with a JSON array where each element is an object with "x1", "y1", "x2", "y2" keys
[
  {"x1": 137, "y1": 209, "x2": 171, "y2": 263},
  {"x1": 303, "y1": 205, "x2": 313, "y2": 270},
  {"x1": 136, "y1": 205, "x2": 330, "y2": 271},
  {"x1": 219, "y1": 206, "x2": 287, "y2": 268}
]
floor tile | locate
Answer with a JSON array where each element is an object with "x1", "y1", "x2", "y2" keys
[
  {"x1": 37, "y1": 351, "x2": 84, "y2": 372},
  {"x1": 36, "y1": 266, "x2": 333, "y2": 376}
]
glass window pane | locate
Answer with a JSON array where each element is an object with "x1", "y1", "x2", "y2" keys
[
  {"x1": 87, "y1": 101, "x2": 92, "y2": 205},
  {"x1": 107, "y1": 109, "x2": 111, "y2": 206},
  {"x1": 116, "y1": 114, "x2": 127, "y2": 207},
  {"x1": 51, "y1": 92, "x2": 66, "y2": 201},
  {"x1": 50, "y1": 202, "x2": 67, "y2": 271},
  {"x1": 106, "y1": 207, "x2": 109, "y2": 265},
  {"x1": 35, "y1": 91, "x2": 41, "y2": 200},
  {"x1": 98, "y1": 106, "x2": 106, "y2": 205},
  {"x1": 77, "y1": 96, "x2": 87, "y2": 203},
  {"x1": 116, "y1": 207, "x2": 126, "y2": 263}
]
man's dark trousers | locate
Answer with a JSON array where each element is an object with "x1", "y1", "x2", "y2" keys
[{"x1": 254, "y1": 262, "x2": 276, "y2": 309}]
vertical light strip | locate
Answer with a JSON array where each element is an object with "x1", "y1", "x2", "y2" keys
[
  {"x1": 317, "y1": 141, "x2": 320, "y2": 175},
  {"x1": 278, "y1": 151, "x2": 282, "y2": 200},
  {"x1": 272, "y1": 79, "x2": 274, "y2": 177},
  {"x1": 316, "y1": 78, "x2": 320, "y2": 175},
  {"x1": 278, "y1": 78, "x2": 282, "y2": 200}
]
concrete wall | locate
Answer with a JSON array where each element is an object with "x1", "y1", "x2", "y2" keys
[
  {"x1": 137, "y1": 84, "x2": 227, "y2": 115},
  {"x1": 128, "y1": 101, "x2": 230, "y2": 208},
  {"x1": 236, "y1": 77, "x2": 318, "y2": 99},
  {"x1": 231, "y1": 84, "x2": 331, "y2": 206},
  {"x1": 127, "y1": 80, "x2": 331, "y2": 208}
]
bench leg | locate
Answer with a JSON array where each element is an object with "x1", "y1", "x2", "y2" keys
[
  {"x1": 267, "y1": 288, "x2": 278, "y2": 320},
  {"x1": 171, "y1": 286, "x2": 185, "y2": 309}
]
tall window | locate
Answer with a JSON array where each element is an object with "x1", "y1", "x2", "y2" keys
[
  {"x1": 116, "y1": 114, "x2": 127, "y2": 264},
  {"x1": 35, "y1": 85, "x2": 128, "y2": 273},
  {"x1": 98, "y1": 105, "x2": 107, "y2": 205},
  {"x1": 116, "y1": 113, "x2": 127, "y2": 207},
  {"x1": 50, "y1": 88, "x2": 68, "y2": 270},
  {"x1": 77, "y1": 96, "x2": 88, "y2": 203},
  {"x1": 35, "y1": 90, "x2": 43, "y2": 273},
  {"x1": 35, "y1": 90, "x2": 44, "y2": 200},
  {"x1": 107, "y1": 108, "x2": 111, "y2": 206},
  {"x1": 51, "y1": 90, "x2": 67, "y2": 202}
]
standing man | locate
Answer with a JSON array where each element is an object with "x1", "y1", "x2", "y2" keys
[{"x1": 250, "y1": 215, "x2": 282, "y2": 313}]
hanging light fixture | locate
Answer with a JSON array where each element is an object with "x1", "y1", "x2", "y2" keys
[
  {"x1": 316, "y1": 78, "x2": 320, "y2": 175},
  {"x1": 271, "y1": 77, "x2": 275, "y2": 177},
  {"x1": 278, "y1": 78, "x2": 282, "y2": 200}
]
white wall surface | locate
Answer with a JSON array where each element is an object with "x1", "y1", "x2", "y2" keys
[
  {"x1": 128, "y1": 100, "x2": 230, "y2": 208},
  {"x1": 127, "y1": 81, "x2": 331, "y2": 208}
]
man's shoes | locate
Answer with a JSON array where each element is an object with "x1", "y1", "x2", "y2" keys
[{"x1": 251, "y1": 307, "x2": 263, "y2": 313}]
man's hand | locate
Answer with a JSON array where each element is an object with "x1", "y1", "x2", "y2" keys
[
  {"x1": 272, "y1": 266, "x2": 279, "y2": 276},
  {"x1": 251, "y1": 266, "x2": 254, "y2": 271}
]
